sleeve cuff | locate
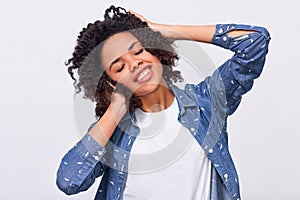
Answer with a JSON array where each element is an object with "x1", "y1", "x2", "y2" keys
[
  {"x1": 75, "y1": 132, "x2": 106, "y2": 164},
  {"x1": 212, "y1": 24, "x2": 236, "y2": 48},
  {"x1": 81, "y1": 133, "x2": 106, "y2": 156},
  {"x1": 212, "y1": 24, "x2": 270, "y2": 49}
]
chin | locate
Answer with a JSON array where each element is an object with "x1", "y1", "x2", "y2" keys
[{"x1": 133, "y1": 83, "x2": 161, "y2": 97}]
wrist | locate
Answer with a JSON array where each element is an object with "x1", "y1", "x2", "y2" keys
[{"x1": 108, "y1": 103, "x2": 126, "y2": 123}]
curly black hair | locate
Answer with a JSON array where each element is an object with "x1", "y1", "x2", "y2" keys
[{"x1": 66, "y1": 5, "x2": 183, "y2": 118}]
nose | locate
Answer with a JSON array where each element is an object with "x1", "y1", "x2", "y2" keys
[{"x1": 128, "y1": 57, "x2": 142, "y2": 73}]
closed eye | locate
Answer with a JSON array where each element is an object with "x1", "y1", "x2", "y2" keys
[
  {"x1": 134, "y1": 48, "x2": 144, "y2": 55},
  {"x1": 116, "y1": 64, "x2": 125, "y2": 73}
]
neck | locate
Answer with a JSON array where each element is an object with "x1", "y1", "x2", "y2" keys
[{"x1": 139, "y1": 81, "x2": 174, "y2": 113}]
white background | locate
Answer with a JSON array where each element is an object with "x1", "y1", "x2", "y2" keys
[{"x1": 0, "y1": 0, "x2": 299, "y2": 199}]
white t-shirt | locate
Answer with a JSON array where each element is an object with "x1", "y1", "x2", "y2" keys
[{"x1": 122, "y1": 98, "x2": 211, "y2": 200}]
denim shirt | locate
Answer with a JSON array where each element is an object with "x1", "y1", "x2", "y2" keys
[{"x1": 56, "y1": 24, "x2": 270, "y2": 200}]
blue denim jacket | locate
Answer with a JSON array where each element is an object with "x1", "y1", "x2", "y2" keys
[{"x1": 56, "y1": 24, "x2": 270, "y2": 200}]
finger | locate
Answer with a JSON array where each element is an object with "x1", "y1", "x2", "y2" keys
[
  {"x1": 128, "y1": 10, "x2": 137, "y2": 15},
  {"x1": 106, "y1": 81, "x2": 116, "y2": 90},
  {"x1": 128, "y1": 10, "x2": 146, "y2": 21}
]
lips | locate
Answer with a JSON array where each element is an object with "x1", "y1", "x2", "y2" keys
[{"x1": 134, "y1": 65, "x2": 152, "y2": 83}]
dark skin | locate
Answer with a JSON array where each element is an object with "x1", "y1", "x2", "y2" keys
[{"x1": 88, "y1": 11, "x2": 255, "y2": 148}]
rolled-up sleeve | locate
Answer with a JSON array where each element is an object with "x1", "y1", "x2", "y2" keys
[
  {"x1": 206, "y1": 24, "x2": 271, "y2": 115},
  {"x1": 56, "y1": 121, "x2": 107, "y2": 195}
]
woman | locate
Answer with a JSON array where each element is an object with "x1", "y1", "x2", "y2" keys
[{"x1": 56, "y1": 5, "x2": 270, "y2": 200}]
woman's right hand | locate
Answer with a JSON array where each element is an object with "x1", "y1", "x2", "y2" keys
[
  {"x1": 88, "y1": 83, "x2": 127, "y2": 148},
  {"x1": 109, "y1": 90, "x2": 127, "y2": 121},
  {"x1": 107, "y1": 82, "x2": 127, "y2": 122}
]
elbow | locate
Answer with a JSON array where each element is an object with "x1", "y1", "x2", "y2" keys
[
  {"x1": 56, "y1": 178, "x2": 73, "y2": 195},
  {"x1": 254, "y1": 26, "x2": 271, "y2": 57},
  {"x1": 257, "y1": 26, "x2": 271, "y2": 42},
  {"x1": 56, "y1": 172, "x2": 78, "y2": 195},
  {"x1": 261, "y1": 27, "x2": 271, "y2": 57}
]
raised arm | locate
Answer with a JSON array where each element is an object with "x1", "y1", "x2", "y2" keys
[
  {"x1": 204, "y1": 24, "x2": 271, "y2": 115},
  {"x1": 56, "y1": 91, "x2": 127, "y2": 195},
  {"x1": 130, "y1": 11, "x2": 271, "y2": 115},
  {"x1": 129, "y1": 10, "x2": 256, "y2": 43},
  {"x1": 167, "y1": 23, "x2": 270, "y2": 115}
]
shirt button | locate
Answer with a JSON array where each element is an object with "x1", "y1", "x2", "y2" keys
[
  {"x1": 224, "y1": 173, "x2": 229, "y2": 179},
  {"x1": 208, "y1": 148, "x2": 213, "y2": 153}
]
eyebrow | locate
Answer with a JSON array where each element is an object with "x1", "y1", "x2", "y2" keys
[
  {"x1": 109, "y1": 41, "x2": 140, "y2": 71},
  {"x1": 128, "y1": 41, "x2": 140, "y2": 51}
]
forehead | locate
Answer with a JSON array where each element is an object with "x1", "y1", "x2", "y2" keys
[{"x1": 101, "y1": 32, "x2": 139, "y2": 69}]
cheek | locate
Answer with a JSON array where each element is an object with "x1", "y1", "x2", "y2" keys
[
  {"x1": 153, "y1": 64, "x2": 164, "y2": 77},
  {"x1": 112, "y1": 73, "x2": 134, "y2": 88}
]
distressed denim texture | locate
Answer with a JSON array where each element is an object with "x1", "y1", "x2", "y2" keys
[{"x1": 56, "y1": 24, "x2": 270, "y2": 200}]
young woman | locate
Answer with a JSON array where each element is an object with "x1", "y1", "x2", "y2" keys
[{"x1": 56, "y1": 5, "x2": 270, "y2": 200}]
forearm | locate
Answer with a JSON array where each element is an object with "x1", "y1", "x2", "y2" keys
[
  {"x1": 56, "y1": 132, "x2": 108, "y2": 195},
  {"x1": 152, "y1": 23, "x2": 215, "y2": 43},
  {"x1": 89, "y1": 104, "x2": 126, "y2": 147},
  {"x1": 130, "y1": 11, "x2": 258, "y2": 44},
  {"x1": 153, "y1": 23, "x2": 257, "y2": 44},
  {"x1": 57, "y1": 103, "x2": 126, "y2": 194}
]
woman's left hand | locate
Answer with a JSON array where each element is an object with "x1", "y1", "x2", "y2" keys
[
  {"x1": 128, "y1": 10, "x2": 156, "y2": 29},
  {"x1": 128, "y1": 10, "x2": 177, "y2": 40}
]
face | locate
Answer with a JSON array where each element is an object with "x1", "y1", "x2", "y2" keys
[{"x1": 101, "y1": 32, "x2": 165, "y2": 97}]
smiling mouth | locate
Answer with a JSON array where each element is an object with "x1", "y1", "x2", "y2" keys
[{"x1": 134, "y1": 65, "x2": 152, "y2": 83}]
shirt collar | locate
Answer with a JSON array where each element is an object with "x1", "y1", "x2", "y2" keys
[
  {"x1": 169, "y1": 83, "x2": 198, "y2": 109},
  {"x1": 119, "y1": 83, "x2": 198, "y2": 123}
]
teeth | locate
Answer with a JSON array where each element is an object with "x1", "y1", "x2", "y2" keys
[{"x1": 137, "y1": 68, "x2": 150, "y2": 81}]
